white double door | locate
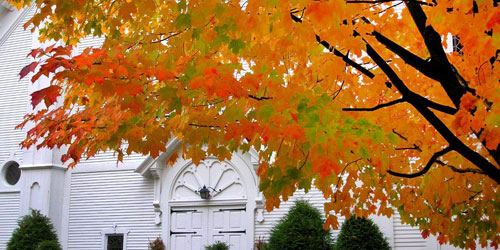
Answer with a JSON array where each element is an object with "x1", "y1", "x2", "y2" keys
[{"x1": 170, "y1": 206, "x2": 247, "y2": 250}]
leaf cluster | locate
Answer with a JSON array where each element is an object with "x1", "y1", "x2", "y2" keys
[{"x1": 8, "y1": 0, "x2": 500, "y2": 248}]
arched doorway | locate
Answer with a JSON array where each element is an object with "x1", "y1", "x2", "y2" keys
[{"x1": 161, "y1": 154, "x2": 259, "y2": 250}]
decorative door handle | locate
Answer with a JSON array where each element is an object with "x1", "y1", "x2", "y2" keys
[
  {"x1": 170, "y1": 231, "x2": 197, "y2": 235},
  {"x1": 218, "y1": 230, "x2": 246, "y2": 234}
]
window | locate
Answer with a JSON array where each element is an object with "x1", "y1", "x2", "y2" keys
[
  {"x1": 106, "y1": 234, "x2": 124, "y2": 250},
  {"x1": 101, "y1": 225, "x2": 129, "y2": 249},
  {"x1": 2, "y1": 161, "x2": 20, "y2": 186}
]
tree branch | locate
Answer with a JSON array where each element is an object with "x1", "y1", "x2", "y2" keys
[
  {"x1": 342, "y1": 98, "x2": 404, "y2": 111},
  {"x1": 395, "y1": 144, "x2": 422, "y2": 152},
  {"x1": 346, "y1": 0, "x2": 434, "y2": 5},
  {"x1": 387, "y1": 147, "x2": 453, "y2": 178},
  {"x1": 371, "y1": 31, "x2": 439, "y2": 82},
  {"x1": 435, "y1": 160, "x2": 487, "y2": 175},
  {"x1": 248, "y1": 94, "x2": 273, "y2": 101},
  {"x1": 366, "y1": 42, "x2": 500, "y2": 184},
  {"x1": 290, "y1": 11, "x2": 376, "y2": 79},
  {"x1": 405, "y1": 1, "x2": 466, "y2": 108},
  {"x1": 415, "y1": 95, "x2": 458, "y2": 115},
  {"x1": 188, "y1": 123, "x2": 221, "y2": 129},
  {"x1": 392, "y1": 129, "x2": 408, "y2": 141},
  {"x1": 322, "y1": 36, "x2": 375, "y2": 79}
]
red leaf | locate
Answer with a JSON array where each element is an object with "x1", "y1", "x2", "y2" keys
[
  {"x1": 27, "y1": 49, "x2": 41, "y2": 58},
  {"x1": 313, "y1": 157, "x2": 341, "y2": 178},
  {"x1": 155, "y1": 69, "x2": 173, "y2": 81},
  {"x1": 203, "y1": 67, "x2": 218, "y2": 76},
  {"x1": 30, "y1": 85, "x2": 62, "y2": 108},
  {"x1": 421, "y1": 229, "x2": 430, "y2": 239},
  {"x1": 284, "y1": 124, "x2": 305, "y2": 140},
  {"x1": 19, "y1": 62, "x2": 38, "y2": 79},
  {"x1": 487, "y1": 11, "x2": 500, "y2": 29},
  {"x1": 289, "y1": 111, "x2": 298, "y2": 122}
]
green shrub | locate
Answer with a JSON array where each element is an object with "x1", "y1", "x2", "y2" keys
[
  {"x1": 7, "y1": 209, "x2": 61, "y2": 250},
  {"x1": 335, "y1": 216, "x2": 390, "y2": 250},
  {"x1": 37, "y1": 240, "x2": 62, "y2": 250},
  {"x1": 266, "y1": 200, "x2": 334, "y2": 250},
  {"x1": 204, "y1": 241, "x2": 229, "y2": 250}
]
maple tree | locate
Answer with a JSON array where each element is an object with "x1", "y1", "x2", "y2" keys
[{"x1": 8, "y1": 0, "x2": 500, "y2": 248}]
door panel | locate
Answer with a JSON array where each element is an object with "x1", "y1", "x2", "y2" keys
[
  {"x1": 208, "y1": 207, "x2": 246, "y2": 250},
  {"x1": 169, "y1": 206, "x2": 247, "y2": 250},
  {"x1": 170, "y1": 208, "x2": 208, "y2": 250}
]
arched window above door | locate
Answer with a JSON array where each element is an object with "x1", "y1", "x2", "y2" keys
[{"x1": 171, "y1": 159, "x2": 246, "y2": 202}]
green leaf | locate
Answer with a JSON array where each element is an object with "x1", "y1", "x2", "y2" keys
[
  {"x1": 359, "y1": 146, "x2": 370, "y2": 159},
  {"x1": 215, "y1": 3, "x2": 225, "y2": 17},
  {"x1": 195, "y1": 39, "x2": 208, "y2": 53},
  {"x1": 229, "y1": 39, "x2": 245, "y2": 54},
  {"x1": 192, "y1": 29, "x2": 200, "y2": 40},
  {"x1": 258, "y1": 105, "x2": 274, "y2": 120},
  {"x1": 174, "y1": 14, "x2": 191, "y2": 29},
  {"x1": 158, "y1": 86, "x2": 176, "y2": 99},
  {"x1": 387, "y1": 133, "x2": 399, "y2": 144},
  {"x1": 177, "y1": 0, "x2": 187, "y2": 11},
  {"x1": 371, "y1": 129, "x2": 383, "y2": 143}
]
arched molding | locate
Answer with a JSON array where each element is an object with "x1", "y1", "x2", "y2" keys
[
  {"x1": 29, "y1": 182, "x2": 42, "y2": 211},
  {"x1": 160, "y1": 152, "x2": 259, "y2": 249}
]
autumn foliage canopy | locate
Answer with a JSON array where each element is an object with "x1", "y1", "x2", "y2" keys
[{"x1": 8, "y1": 0, "x2": 500, "y2": 248}]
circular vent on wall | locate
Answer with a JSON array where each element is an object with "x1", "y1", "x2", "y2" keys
[{"x1": 3, "y1": 161, "x2": 21, "y2": 186}]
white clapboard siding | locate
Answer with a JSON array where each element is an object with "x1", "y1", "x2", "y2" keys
[
  {"x1": 67, "y1": 169, "x2": 161, "y2": 250},
  {"x1": 0, "y1": 192, "x2": 20, "y2": 250},
  {"x1": 393, "y1": 213, "x2": 427, "y2": 249},
  {"x1": 0, "y1": 8, "x2": 33, "y2": 161},
  {"x1": 255, "y1": 187, "x2": 343, "y2": 241}
]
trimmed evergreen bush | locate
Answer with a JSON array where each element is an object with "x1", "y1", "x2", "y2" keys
[
  {"x1": 335, "y1": 216, "x2": 390, "y2": 250},
  {"x1": 7, "y1": 209, "x2": 61, "y2": 250},
  {"x1": 266, "y1": 200, "x2": 334, "y2": 250},
  {"x1": 204, "y1": 241, "x2": 229, "y2": 250},
  {"x1": 37, "y1": 240, "x2": 62, "y2": 250}
]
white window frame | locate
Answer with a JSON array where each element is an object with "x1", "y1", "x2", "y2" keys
[
  {"x1": 1, "y1": 159, "x2": 21, "y2": 187},
  {"x1": 101, "y1": 225, "x2": 129, "y2": 250}
]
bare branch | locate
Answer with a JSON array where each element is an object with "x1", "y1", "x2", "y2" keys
[
  {"x1": 248, "y1": 94, "x2": 273, "y2": 101},
  {"x1": 365, "y1": 42, "x2": 500, "y2": 184},
  {"x1": 392, "y1": 129, "x2": 408, "y2": 141},
  {"x1": 342, "y1": 98, "x2": 404, "y2": 112},
  {"x1": 387, "y1": 147, "x2": 453, "y2": 178},
  {"x1": 346, "y1": 0, "x2": 434, "y2": 6},
  {"x1": 435, "y1": 160, "x2": 487, "y2": 175},
  {"x1": 289, "y1": 11, "x2": 376, "y2": 79},
  {"x1": 334, "y1": 158, "x2": 363, "y2": 202},
  {"x1": 405, "y1": 1, "x2": 466, "y2": 108},
  {"x1": 416, "y1": 95, "x2": 458, "y2": 115},
  {"x1": 188, "y1": 123, "x2": 221, "y2": 129},
  {"x1": 395, "y1": 144, "x2": 422, "y2": 152}
]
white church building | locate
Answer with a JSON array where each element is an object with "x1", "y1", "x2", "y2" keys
[{"x1": 0, "y1": 3, "x2": 494, "y2": 250}]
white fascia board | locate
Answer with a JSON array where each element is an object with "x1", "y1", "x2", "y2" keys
[{"x1": 134, "y1": 137, "x2": 182, "y2": 177}]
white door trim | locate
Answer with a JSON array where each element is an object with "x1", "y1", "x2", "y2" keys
[{"x1": 161, "y1": 152, "x2": 259, "y2": 250}]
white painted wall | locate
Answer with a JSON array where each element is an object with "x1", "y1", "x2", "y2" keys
[
  {"x1": 0, "y1": 191, "x2": 20, "y2": 250},
  {"x1": 65, "y1": 166, "x2": 161, "y2": 250},
  {"x1": 0, "y1": 6, "x2": 32, "y2": 162},
  {"x1": 0, "y1": 6, "x2": 33, "y2": 250}
]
